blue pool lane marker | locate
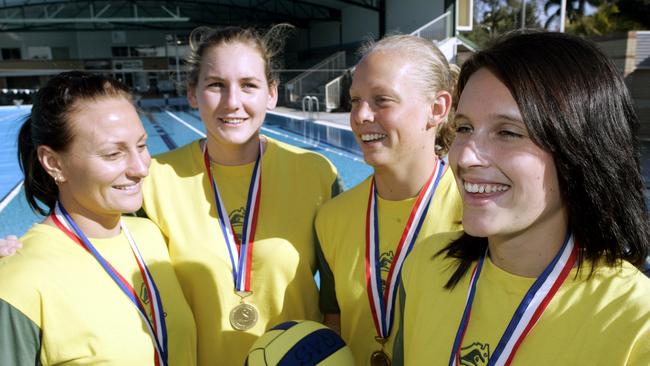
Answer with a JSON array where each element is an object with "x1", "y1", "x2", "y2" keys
[{"x1": 146, "y1": 111, "x2": 177, "y2": 150}]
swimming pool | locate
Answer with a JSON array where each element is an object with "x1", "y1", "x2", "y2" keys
[{"x1": 0, "y1": 106, "x2": 372, "y2": 237}]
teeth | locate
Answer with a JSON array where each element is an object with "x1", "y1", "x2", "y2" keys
[
  {"x1": 463, "y1": 181, "x2": 509, "y2": 193},
  {"x1": 222, "y1": 118, "x2": 245, "y2": 124},
  {"x1": 361, "y1": 133, "x2": 387, "y2": 142},
  {"x1": 114, "y1": 184, "x2": 138, "y2": 191}
]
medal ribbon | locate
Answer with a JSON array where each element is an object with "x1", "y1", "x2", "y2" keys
[
  {"x1": 51, "y1": 203, "x2": 168, "y2": 366},
  {"x1": 203, "y1": 142, "x2": 262, "y2": 292},
  {"x1": 365, "y1": 159, "x2": 447, "y2": 339},
  {"x1": 449, "y1": 232, "x2": 577, "y2": 366}
]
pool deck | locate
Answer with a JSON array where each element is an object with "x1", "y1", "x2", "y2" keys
[
  {"x1": 273, "y1": 106, "x2": 351, "y2": 129},
  {"x1": 0, "y1": 106, "x2": 371, "y2": 237}
]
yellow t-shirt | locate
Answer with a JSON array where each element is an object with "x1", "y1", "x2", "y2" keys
[
  {"x1": 0, "y1": 217, "x2": 197, "y2": 366},
  {"x1": 398, "y1": 231, "x2": 650, "y2": 366},
  {"x1": 315, "y1": 169, "x2": 462, "y2": 366},
  {"x1": 142, "y1": 137, "x2": 339, "y2": 366}
]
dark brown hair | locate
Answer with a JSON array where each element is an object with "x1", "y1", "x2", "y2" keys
[
  {"x1": 442, "y1": 31, "x2": 649, "y2": 288},
  {"x1": 18, "y1": 71, "x2": 132, "y2": 215}
]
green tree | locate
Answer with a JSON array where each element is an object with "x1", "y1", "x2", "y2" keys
[
  {"x1": 567, "y1": 0, "x2": 649, "y2": 36},
  {"x1": 613, "y1": 0, "x2": 650, "y2": 27},
  {"x1": 463, "y1": 0, "x2": 541, "y2": 48}
]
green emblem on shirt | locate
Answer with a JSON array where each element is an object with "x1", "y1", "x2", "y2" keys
[
  {"x1": 139, "y1": 282, "x2": 149, "y2": 304},
  {"x1": 229, "y1": 206, "x2": 246, "y2": 241},
  {"x1": 460, "y1": 342, "x2": 490, "y2": 366},
  {"x1": 379, "y1": 250, "x2": 394, "y2": 292}
]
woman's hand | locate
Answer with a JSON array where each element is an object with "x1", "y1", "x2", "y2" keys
[{"x1": 0, "y1": 235, "x2": 22, "y2": 257}]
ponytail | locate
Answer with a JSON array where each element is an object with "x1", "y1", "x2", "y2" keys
[
  {"x1": 435, "y1": 63, "x2": 460, "y2": 157},
  {"x1": 16, "y1": 71, "x2": 132, "y2": 216},
  {"x1": 17, "y1": 117, "x2": 58, "y2": 215}
]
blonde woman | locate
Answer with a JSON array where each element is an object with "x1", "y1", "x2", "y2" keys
[
  {"x1": 141, "y1": 26, "x2": 340, "y2": 365},
  {"x1": 315, "y1": 34, "x2": 462, "y2": 365}
]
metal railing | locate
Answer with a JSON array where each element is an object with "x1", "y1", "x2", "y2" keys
[
  {"x1": 285, "y1": 51, "x2": 346, "y2": 103},
  {"x1": 302, "y1": 95, "x2": 319, "y2": 116},
  {"x1": 410, "y1": 11, "x2": 453, "y2": 42},
  {"x1": 325, "y1": 76, "x2": 342, "y2": 112},
  {"x1": 321, "y1": 13, "x2": 454, "y2": 112},
  {"x1": 301, "y1": 95, "x2": 320, "y2": 142},
  {"x1": 637, "y1": 31, "x2": 650, "y2": 69},
  {"x1": 298, "y1": 12, "x2": 455, "y2": 113}
]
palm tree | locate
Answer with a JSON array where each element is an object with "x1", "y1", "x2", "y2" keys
[{"x1": 544, "y1": 0, "x2": 604, "y2": 28}]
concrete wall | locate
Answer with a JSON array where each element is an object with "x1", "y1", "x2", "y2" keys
[
  {"x1": 308, "y1": 21, "x2": 341, "y2": 49},
  {"x1": 0, "y1": 30, "x2": 169, "y2": 60},
  {"x1": 594, "y1": 33, "x2": 637, "y2": 75},
  {"x1": 0, "y1": 32, "x2": 79, "y2": 58},
  {"x1": 386, "y1": 0, "x2": 447, "y2": 34},
  {"x1": 594, "y1": 32, "x2": 650, "y2": 137},
  {"x1": 342, "y1": 6, "x2": 379, "y2": 43},
  {"x1": 304, "y1": 0, "x2": 448, "y2": 48}
]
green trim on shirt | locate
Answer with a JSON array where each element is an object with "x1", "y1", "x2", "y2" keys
[
  {"x1": 392, "y1": 284, "x2": 405, "y2": 366},
  {"x1": 0, "y1": 299, "x2": 41, "y2": 366},
  {"x1": 316, "y1": 238, "x2": 340, "y2": 314},
  {"x1": 331, "y1": 175, "x2": 343, "y2": 198}
]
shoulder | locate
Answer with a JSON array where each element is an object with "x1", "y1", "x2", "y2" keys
[
  {"x1": 316, "y1": 177, "x2": 371, "y2": 224},
  {"x1": 121, "y1": 216, "x2": 164, "y2": 238},
  {"x1": 564, "y1": 261, "x2": 650, "y2": 353},
  {"x1": 121, "y1": 217, "x2": 170, "y2": 260},
  {"x1": 265, "y1": 137, "x2": 337, "y2": 176},
  {"x1": 143, "y1": 140, "x2": 203, "y2": 208},
  {"x1": 587, "y1": 261, "x2": 650, "y2": 312},
  {"x1": 153, "y1": 139, "x2": 200, "y2": 163},
  {"x1": 0, "y1": 225, "x2": 66, "y2": 310},
  {"x1": 434, "y1": 164, "x2": 462, "y2": 206},
  {"x1": 11, "y1": 224, "x2": 71, "y2": 262},
  {"x1": 402, "y1": 230, "x2": 464, "y2": 285},
  {"x1": 149, "y1": 140, "x2": 202, "y2": 177}
]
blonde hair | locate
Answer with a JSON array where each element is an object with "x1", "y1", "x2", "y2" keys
[
  {"x1": 186, "y1": 24, "x2": 293, "y2": 89},
  {"x1": 358, "y1": 34, "x2": 459, "y2": 156}
]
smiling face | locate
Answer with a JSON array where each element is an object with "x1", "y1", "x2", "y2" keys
[
  {"x1": 349, "y1": 50, "x2": 438, "y2": 169},
  {"x1": 449, "y1": 68, "x2": 567, "y2": 242},
  {"x1": 55, "y1": 97, "x2": 150, "y2": 220},
  {"x1": 188, "y1": 42, "x2": 278, "y2": 151}
]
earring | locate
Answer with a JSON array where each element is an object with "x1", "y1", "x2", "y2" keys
[{"x1": 54, "y1": 176, "x2": 63, "y2": 185}]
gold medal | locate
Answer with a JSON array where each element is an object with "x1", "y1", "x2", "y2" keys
[
  {"x1": 229, "y1": 302, "x2": 259, "y2": 331},
  {"x1": 370, "y1": 350, "x2": 391, "y2": 366}
]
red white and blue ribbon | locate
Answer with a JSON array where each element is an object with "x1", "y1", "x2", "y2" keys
[
  {"x1": 449, "y1": 232, "x2": 577, "y2": 366},
  {"x1": 51, "y1": 203, "x2": 168, "y2": 366},
  {"x1": 365, "y1": 159, "x2": 447, "y2": 340},
  {"x1": 203, "y1": 142, "x2": 262, "y2": 292}
]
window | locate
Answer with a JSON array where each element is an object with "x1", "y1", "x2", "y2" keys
[
  {"x1": 1, "y1": 48, "x2": 21, "y2": 60},
  {"x1": 112, "y1": 46, "x2": 129, "y2": 57}
]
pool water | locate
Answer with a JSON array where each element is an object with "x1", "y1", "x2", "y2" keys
[{"x1": 0, "y1": 106, "x2": 372, "y2": 237}]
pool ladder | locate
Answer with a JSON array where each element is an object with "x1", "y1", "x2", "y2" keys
[{"x1": 301, "y1": 96, "x2": 320, "y2": 145}]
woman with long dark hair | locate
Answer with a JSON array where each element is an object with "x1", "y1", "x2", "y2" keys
[{"x1": 396, "y1": 31, "x2": 650, "y2": 365}]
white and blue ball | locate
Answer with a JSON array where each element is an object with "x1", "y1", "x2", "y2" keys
[{"x1": 245, "y1": 320, "x2": 354, "y2": 366}]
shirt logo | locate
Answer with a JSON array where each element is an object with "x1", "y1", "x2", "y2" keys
[
  {"x1": 460, "y1": 342, "x2": 490, "y2": 366},
  {"x1": 229, "y1": 206, "x2": 246, "y2": 241},
  {"x1": 379, "y1": 250, "x2": 394, "y2": 292}
]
